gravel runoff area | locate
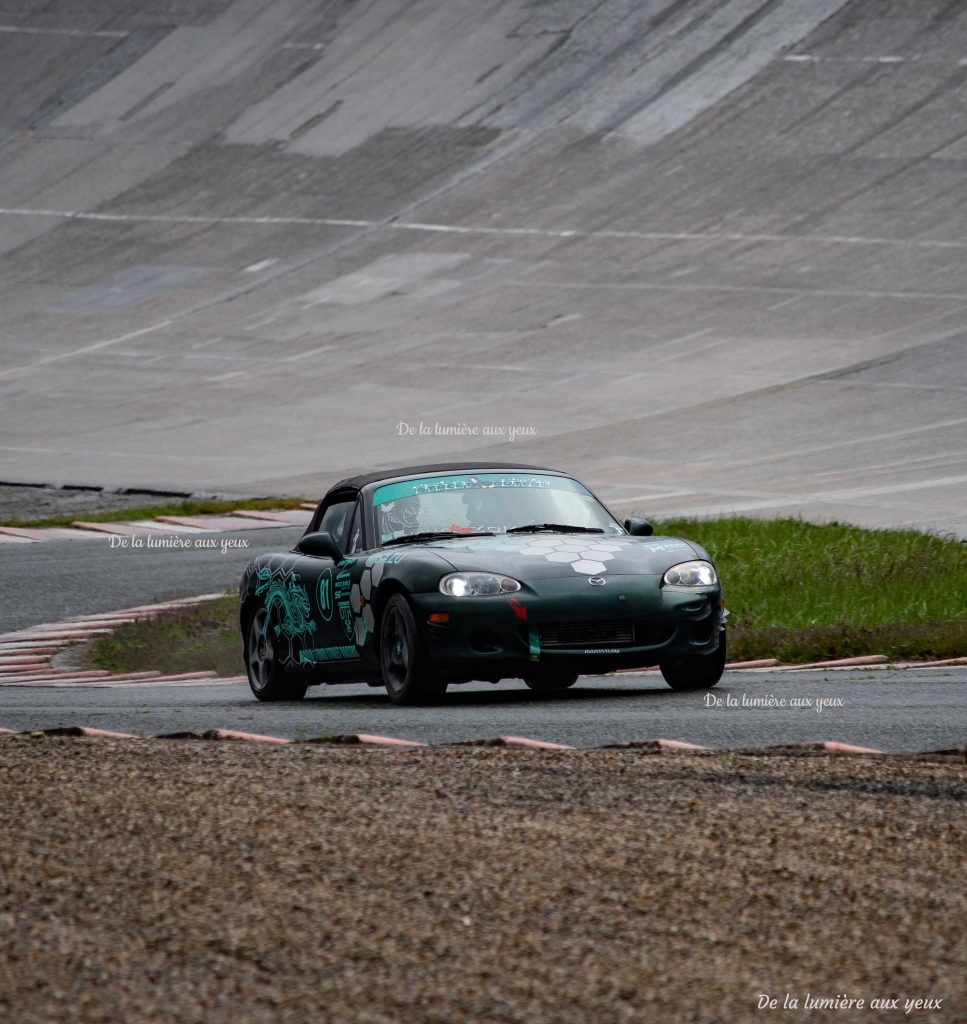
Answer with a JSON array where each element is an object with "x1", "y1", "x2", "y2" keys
[
  {"x1": 0, "y1": 483, "x2": 261, "y2": 523},
  {"x1": 0, "y1": 739, "x2": 963, "y2": 1024},
  {"x1": 0, "y1": 484, "x2": 191, "y2": 523}
]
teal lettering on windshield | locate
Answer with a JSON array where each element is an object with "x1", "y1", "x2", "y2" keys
[{"x1": 374, "y1": 473, "x2": 588, "y2": 506}]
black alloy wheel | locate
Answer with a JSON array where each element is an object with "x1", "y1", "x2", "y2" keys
[
  {"x1": 659, "y1": 630, "x2": 727, "y2": 690},
  {"x1": 379, "y1": 594, "x2": 447, "y2": 705},
  {"x1": 245, "y1": 604, "x2": 309, "y2": 701},
  {"x1": 522, "y1": 672, "x2": 580, "y2": 693}
]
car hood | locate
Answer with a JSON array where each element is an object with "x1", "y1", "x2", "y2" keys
[{"x1": 414, "y1": 534, "x2": 705, "y2": 579}]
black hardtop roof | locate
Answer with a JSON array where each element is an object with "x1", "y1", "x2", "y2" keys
[{"x1": 326, "y1": 462, "x2": 564, "y2": 496}]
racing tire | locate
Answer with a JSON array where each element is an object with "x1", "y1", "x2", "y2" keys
[
  {"x1": 522, "y1": 671, "x2": 579, "y2": 693},
  {"x1": 379, "y1": 594, "x2": 448, "y2": 705},
  {"x1": 659, "y1": 630, "x2": 726, "y2": 690},
  {"x1": 245, "y1": 605, "x2": 309, "y2": 702}
]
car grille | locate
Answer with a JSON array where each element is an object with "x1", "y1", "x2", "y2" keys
[
  {"x1": 536, "y1": 621, "x2": 675, "y2": 649},
  {"x1": 539, "y1": 621, "x2": 635, "y2": 648}
]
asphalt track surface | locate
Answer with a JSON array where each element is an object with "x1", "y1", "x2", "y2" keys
[
  {"x1": 0, "y1": 0, "x2": 965, "y2": 537},
  {"x1": 2, "y1": 668, "x2": 964, "y2": 752},
  {"x1": 0, "y1": 526, "x2": 302, "y2": 633},
  {"x1": 1, "y1": 529, "x2": 963, "y2": 751}
]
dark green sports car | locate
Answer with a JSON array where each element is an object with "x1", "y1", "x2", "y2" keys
[{"x1": 239, "y1": 463, "x2": 727, "y2": 704}]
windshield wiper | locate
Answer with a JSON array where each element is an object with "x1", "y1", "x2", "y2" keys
[
  {"x1": 506, "y1": 523, "x2": 605, "y2": 534},
  {"x1": 382, "y1": 530, "x2": 496, "y2": 548}
]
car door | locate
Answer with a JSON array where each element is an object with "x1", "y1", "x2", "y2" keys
[
  {"x1": 331, "y1": 498, "x2": 373, "y2": 653},
  {"x1": 300, "y1": 497, "x2": 361, "y2": 667}
]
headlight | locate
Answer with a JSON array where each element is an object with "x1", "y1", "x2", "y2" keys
[
  {"x1": 663, "y1": 560, "x2": 717, "y2": 587},
  {"x1": 439, "y1": 572, "x2": 522, "y2": 597}
]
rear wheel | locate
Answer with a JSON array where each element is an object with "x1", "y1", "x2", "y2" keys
[
  {"x1": 523, "y1": 671, "x2": 579, "y2": 693},
  {"x1": 660, "y1": 630, "x2": 726, "y2": 690},
  {"x1": 245, "y1": 605, "x2": 308, "y2": 701},
  {"x1": 379, "y1": 594, "x2": 447, "y2": 705}
]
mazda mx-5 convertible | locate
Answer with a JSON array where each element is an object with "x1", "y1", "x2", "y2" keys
[{"x1": 239, "y1": 463, "x2": 727, "y2": 704}]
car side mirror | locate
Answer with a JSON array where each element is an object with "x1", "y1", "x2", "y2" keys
[
  {"x1": 295, "y1": 531, "x2": 342, "y2": 560},
  {"x1": 624, "y1": 517, "x2": 654, "y2": 537}
]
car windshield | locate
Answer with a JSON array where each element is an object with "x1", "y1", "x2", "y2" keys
[{"x1": 373, "y1": 472, "x2": 623, "y2": 545}]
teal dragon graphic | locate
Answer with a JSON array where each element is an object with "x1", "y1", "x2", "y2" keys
[{"x1": 256, "y1": 566, "x2": 315, "y2": 637}]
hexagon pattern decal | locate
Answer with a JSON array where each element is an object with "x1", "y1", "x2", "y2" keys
[{"x1": 517, "y1": 536, "x2": 628, "y2": 575}]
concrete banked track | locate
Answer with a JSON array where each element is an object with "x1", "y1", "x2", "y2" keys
[{"x1": 0, "y1": 0, "x2": 965, "y2": 536}]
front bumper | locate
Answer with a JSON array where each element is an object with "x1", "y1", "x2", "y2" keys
[{"x1": 410, "y1": 575, "x2": 724, "y2": 680}]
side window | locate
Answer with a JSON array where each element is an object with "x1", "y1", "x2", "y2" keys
[
  {"x1": 346, "y1": 501, "x2": 364, "y2": 553},
  {"x1": 318, "y1": 500, "x2": 354, "y2": 551}
]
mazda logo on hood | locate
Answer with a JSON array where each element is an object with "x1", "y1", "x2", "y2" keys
[{"x1": 588, "y1": 576, "x2": 606, "y2": 586}]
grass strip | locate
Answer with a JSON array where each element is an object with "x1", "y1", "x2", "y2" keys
[
  {"x1": 82, "y1": 595, "x2": 242, "y2": 677},
  {"x1": 656, "y1": 517, "x2": 966, "y2": 662},
  {"x1": 82, "y1": 518, "x2": 966, "y2": 676},
  {"x1": 0, "y1": 496, "x2": 308, "y2": 530}
]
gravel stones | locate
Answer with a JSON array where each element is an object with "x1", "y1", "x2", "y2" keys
[
  {"x1": 0, "y1": 740, "x2": 963, "y2": 1023},
  {"x1": 0, "y1": 485, "x2": 180, "y2": 524}
]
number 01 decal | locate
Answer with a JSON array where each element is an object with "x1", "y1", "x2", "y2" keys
[{"x1": 317, "y1": 566, "x2": 334, "y2": 622}]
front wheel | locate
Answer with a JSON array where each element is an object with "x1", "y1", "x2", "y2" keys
[
  {"x1": 379, "y1": 594, "x2": 447, "y2": 705},
  {"x1": 659, "y1": 630, "x2": 726, "y2": 690},
  {"x1": 522, "y1": 671, "x2": 579, "y2": 693},
  {"x1": 245, "y1": 605, "x2": 308, "y2": 702}
]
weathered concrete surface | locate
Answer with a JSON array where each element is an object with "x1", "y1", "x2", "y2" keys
[{"x1": 0, "y1": 0, "x2": 965, "y2": 535}]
